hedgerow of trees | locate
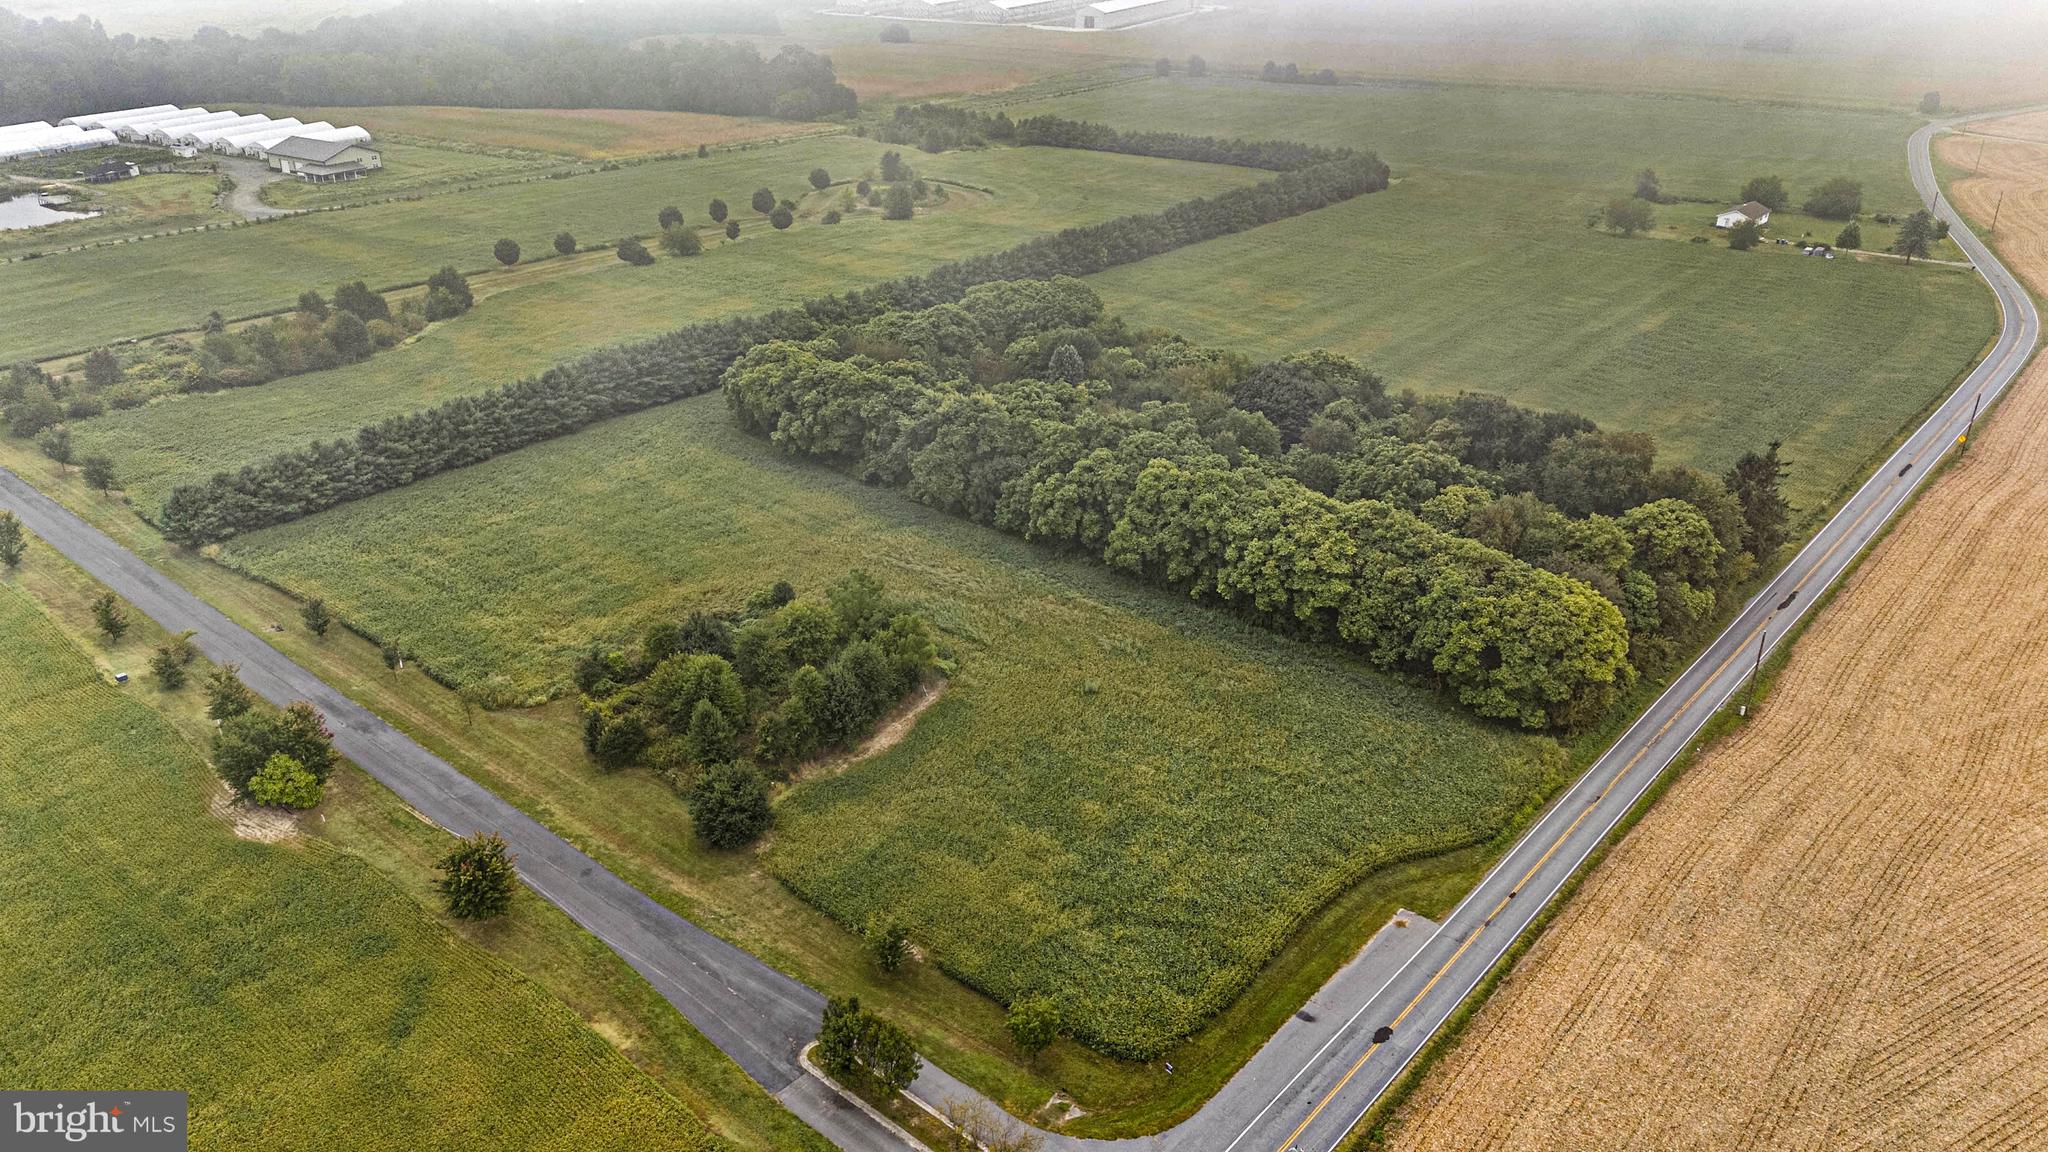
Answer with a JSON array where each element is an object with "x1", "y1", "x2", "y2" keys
[
  {"x1": 0, "y1": 276, "x2": 473, "y2": 426},
  {"x1": 156, "y1": 121, "x2": 1390, "y2": 545},
  {"x1": 724, "y1": 278, "x2": 1789, "y2": 728},
  {"x1": 575, "y1": 574, "x2": 939, "y2": 846},
  {"x1": 0, "y1": 3, "x2": 856, "y2": 123}
]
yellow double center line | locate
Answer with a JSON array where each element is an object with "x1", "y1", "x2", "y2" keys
[{"x1": 1269, "y1": 405, "x2": 1971, "y2": 1152}]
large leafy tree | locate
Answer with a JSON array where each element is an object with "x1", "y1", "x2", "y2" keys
[{"x1": 436, "y1": 832, "x2": 516, "y2": 920}]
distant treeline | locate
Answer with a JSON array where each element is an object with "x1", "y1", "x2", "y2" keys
[
  {"x1": 0, "y1": 0, "x2": 854, "y2": 122},
  {"x1": 157, "y1": 126, "x2": 1389, "y2": 545},
  {"x1": 883, "y1": 104, "x2": 1345, "y2": 171}
]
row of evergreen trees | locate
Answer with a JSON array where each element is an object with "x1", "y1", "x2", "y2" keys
[{"x1": 157, "y1": 124, "x2": 1390, "y2": 544}]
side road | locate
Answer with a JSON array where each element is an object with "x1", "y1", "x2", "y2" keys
[{"x1": 0, "y1": 467, "x2": 911, "y2": 1152}]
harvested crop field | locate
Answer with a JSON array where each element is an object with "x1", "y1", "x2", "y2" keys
[{"x1": 1379, "y1": 126, "x2": 2048, "y2": 1152}]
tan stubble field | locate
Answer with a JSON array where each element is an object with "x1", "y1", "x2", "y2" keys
[{"x1": 1380, "y1": 113, "x2": 2048, "y2": 1152}]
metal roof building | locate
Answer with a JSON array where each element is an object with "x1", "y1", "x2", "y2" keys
[
  {"x1": 988, "y1": 0, "x2": 1077, "y2": 21},
  {"x1": 1074, "y1": 0, "x2": 1191, "y2": 27},
  {"x1": 60, "y1": 104, "x2": 177, "y2": 128},
  {"x1": 0, "y1": 126, "x2": 119, "y2": 161}
]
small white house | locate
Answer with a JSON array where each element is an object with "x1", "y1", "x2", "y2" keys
[{"x1": 1715, "y1": 200, "x2": 1772, "y2": 229}]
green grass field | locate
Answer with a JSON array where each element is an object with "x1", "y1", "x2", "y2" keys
[
  {"x1": 0, "y1": 136, "x2": 937, "y2": 361},
  {"x1": 65, "y1": 145, "x2": 1264, "y2": 511},
  {"x1": 0, "y1": 579, "x2": 728, "y2": 1151},
  {"x1": 256, "y1": 140, "x2": 549, "y2": 210},
  {"x1": 214, "y1": 390, "x2": 1563, "y2": 1056},
  {"x1": 999, "y1": 78, "x2": 1995, "y2": 509},
  {"x1": 0, "y1": 172, "x2": 235, "y2": 259}
]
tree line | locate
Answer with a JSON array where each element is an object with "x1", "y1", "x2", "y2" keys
[
  {"x1": 157, "y1": 124, "x2": 1390, "y2": 544},
  {"x1": 724, "y1": 278, "x2": 1792, "y2": 729},
  {"x1": 725, "y1": 279, "x2": 1635, "y2": 729},
  {"x1": 0, "y1": 1, "x2": 854, "y2": 122},
  {"x1": 885, "y1": 103, "x2": 1354, "y2": 172}
]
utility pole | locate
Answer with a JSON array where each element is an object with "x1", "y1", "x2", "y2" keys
[
  {"x1": 1974, "y1": 137, "x2": 1986, "y2": 176},
  {"x1": 1960, "y1": 392, "x2": 1983, "y2": 452},
  {"x1": 1991, "y1": 192, "x2": 2004, "y2": 237},
  {"x1": 1743, "y1": 616, "x2": 1772, "y2": 716}
]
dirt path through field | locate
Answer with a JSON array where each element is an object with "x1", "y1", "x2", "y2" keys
[{"x1": 1381, "y1": 117, "x2": 2048, "y2": 1152}]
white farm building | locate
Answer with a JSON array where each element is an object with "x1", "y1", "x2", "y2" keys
[
  {"x1": 0, "y1": 124, "x2": 119, "y2": 161},
  {"x1": 988, "y1": 0, "x2": 1078, "y2": 22},
  {"x1": 1075, "y1": 0, "x2": 1191, "y2": 27},
  {"x1": 32, "y1": 104, "x2": 375, "y2": 170},
  {"x1": 1716, "y1": 201, "x2": 1773, "y2": 229}
]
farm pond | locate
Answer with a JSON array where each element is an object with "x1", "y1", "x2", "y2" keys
[{"x1": 0, "y1": 193, "x2": 99, "y2": 230}]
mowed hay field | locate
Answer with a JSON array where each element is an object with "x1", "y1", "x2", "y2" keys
[
  {"x1": 1019, "y1": 78, "x2": 1994, "y2": 509},
  {"x1": 218, "y1": 391, "x2": 1566, "y2": 1057},
  {"x1": 1378, "y1": 126, "x2": 2048, "y2": 1152},
  {"x1": 66, "y1": 145, "x2": 1264, "y2": 511},
  {"x1": 250, "y1": 105, "x2": 834, "y2": 158},
  {"x1": 0, "y1": 582, "x2": 724, "y2": 1151}
]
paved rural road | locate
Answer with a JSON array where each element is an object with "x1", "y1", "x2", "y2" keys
[
  {"x1": 0, "y1": 472, "x2": 907, "y2": 1152},
  {"x1": 1, "y1": 108, "x2": 2037, "y2": 1152}
]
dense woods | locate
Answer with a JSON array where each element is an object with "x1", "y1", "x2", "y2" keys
[
  {"x1": 157, "y1": 122, "x2": 1389, "y2": 544},
  {"x1": 0, "y1": 1, "x2": 855, "y2": 122},
  {"x1": 724, "y1": 279, "x2": 1789, "y2": 729}
]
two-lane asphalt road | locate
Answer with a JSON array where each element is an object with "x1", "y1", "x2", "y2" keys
[
  {"x1": 1195, "y1": 108, "x2": 2043, "y2": 1152},
  {"x1": 3, "y1": 110, "x2": 2034, "y2": 1152},
  {"x1": 0, "y1": 468, "x2": 912, "y2": 1152}
]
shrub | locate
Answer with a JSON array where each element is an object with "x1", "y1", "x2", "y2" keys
[
  {"x1": 147, "y1": 643, "x2": 188, "y2": 689},
  {"x1": 89, "y1": 591, "x2": 126, "y2": 641},
  {"x1": 1006, "y1": 994, "x2": 1061, "y2": 1055},
  {"x1": 688, "y1": 761, "x2": 772, "y2": 848},
  {"x1": 493, "y1": 237, "x2": 520, "y2": 266},
  {"x1": 553, "y1": 231, "x2": 576, "y2": 255},
  {"x1": 0, "y1": 511, "x2": 23, "y2": 569},
  {"x1": 708, "y1": 197, "x2": 728, "y2": 223},
  {"x1": 247, "y1": 752, "x2": 322, "y2": 809},
  {"x1": 880, "y1": 22, "x2": 909, "y2": 42},
  {"x1": 751, "y1": 186, "x2": 776, "y2": 214},
  {"x1": 436, "y1": 832, "x2": 517, "y2": 919},
  {"x1": 332, "y1": 280, "x2": 390, "y2": 323},
  {"x1": 725, "y1": 219, "x2": 741, "y2": 240},
  {"x1": 770, "y1": 205, "x2": 794, "y2": 230},
  {"x1": 809, "y1": 167, "x2": 832, "y2": 191},
  {"x1": 212, "y1": 701, "x2": 336, "y2": 793},
  {"x1": 683, "y1": 697, "x2": 739, "y2": 765},
  {"x1": 822, "y1": 209, "x2": 842, "y2": 225},
  {"x1": 1836, "y1": 221, "x2": 1862, "y2": 250},
  {"x1": 658, "y1": 205, "x2": 683, "y2": 230},
  {"x1": 301, "y1": 597, "x2": 331, "y2": 637},
  {"x1": 661, "y1": 225, "x2": 703, "y2": 256},
  {"x1": 816, "y1": 996, "x2": 920, "y2": 1095},
  {"x1": 81, "y1": 454, "x2": 115, "y2": 491},
  {"x1": 204, "y1": 663, "x2": 256, "y2": 720},
  {"x1": 616, "y1": 238, "x2": 654, "y2": 265},
  {"x1": 426, "y1": 265, "x2": 474, "y2": 312},
  {"x1": 1727, "y1": 219, "x2": 1762, "y2": 250},
  {"x1": 36, "y1": 425, "x2": 71, "y2": 463},
  {"x1": 865, "y1": 919, "x2": 909, "y2": 971},
  {"x1": 883, "y1": 184, "x2": 914, "y2": 220},
  {"x1": 1801, "y1": 177, "x2": 1862, "y2": 220}
]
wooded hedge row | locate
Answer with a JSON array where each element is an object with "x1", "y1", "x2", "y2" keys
[
  {"x1": 724, "y1": 326, "x2": 1635, "y2": 730},
  {"x1": 157, "y1": 131, "x2": 1389, "y2": 545}
]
